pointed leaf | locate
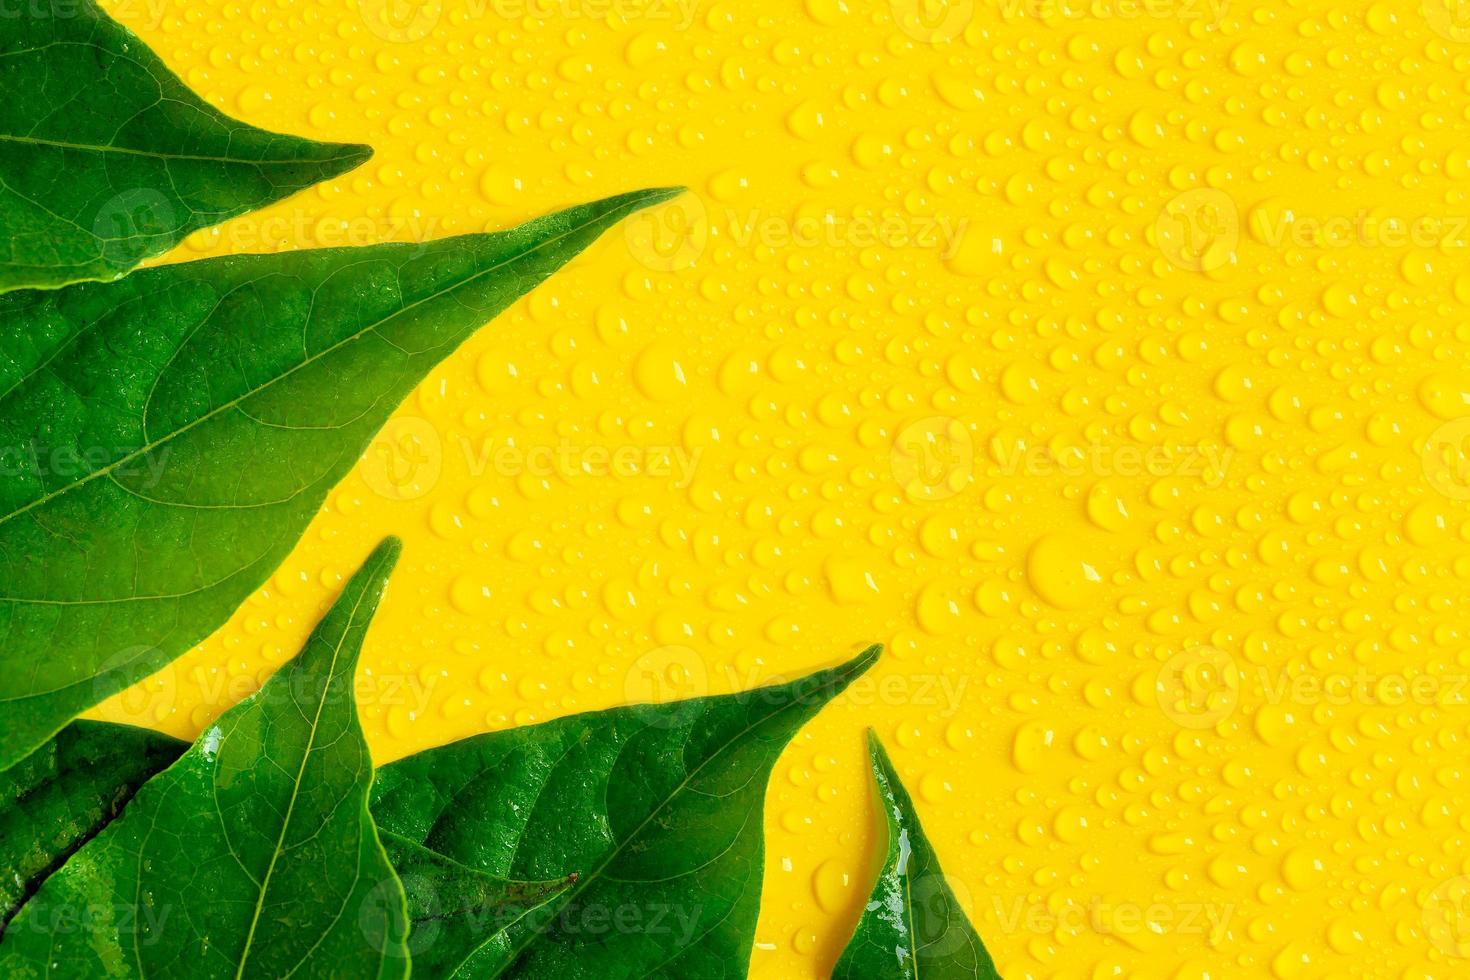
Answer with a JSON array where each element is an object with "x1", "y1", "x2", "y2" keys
[
  {"x1": 832, "y1": 732, "x2": 1001, "y2": 980},
  {"x1": 0, "y1": 720, "x2": 186, "y2": 929},
  {"x1": 371, "y1": 644, "x2": 881, "y2": 978},
  {"x1": 0, "y1": 0, "x2": 372, "y2": 293},
  {"x1": 0, "y1": 724, "x2": 569, "y2": 974},
  {"x1": 378, "y1": 831, "x2": 574, "y2": 977},
  {"x1": 0, "y1": 538, "x2": 409, "y2": 978},
  {"x1": 0, "y1": 186, "x2": 683, "y2": 770}
]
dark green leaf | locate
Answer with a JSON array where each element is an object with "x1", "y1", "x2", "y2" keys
[
  {"x1": 379, "y1": 831, "x2": 574, "y2": 978},
  {"x1": 0, "y1": 0, "x2": 371, "y2": 293},
  {"x1": 0, "y1": 725, "x2": 571, "y2": 976},
  {"x1": 371, "y1": 644, "x2": 881, "y2": 978},
  {"x1": 832, "y1": 731, "x2": 1000, "y2": 980},
  {"x1": 0, "y1": 720, "x2": 186, "y2": 929},
  {"x1": 0, "y1": 537, "x2": 409, "y2": 978},
  {"x1": 0, "y1": 185, "x2": 682, "y2": 770}
]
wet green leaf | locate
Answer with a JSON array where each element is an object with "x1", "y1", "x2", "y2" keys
[
  {"x1": 0, "y1": 720, "x2": 186, "y2": 929},
  {"x1": 0, "y1": 0, "x2": 371, "y2": 293},
  {"x1": 379, "y1": 832, "x2": 574, "y2": 978},
  {"x1": 0, "y1": 728, "x2": 574, "y2": 976},
  {"x1": 0, "y1": 186, "x2": 682, "y2": 771},
  {"x1": 832, "y1": 731, "x2": 1000, "y2": 980},
  {"x1": 371, "y1": 644, "x2": 881, "y2": 978},
  {"x1": 0, "y1": 538, "x2": 409, "y2": 979}
]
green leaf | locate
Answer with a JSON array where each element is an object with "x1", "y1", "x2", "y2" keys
[
  {"x1": 378, "y1": 831, "x2": 575, "y2": 978},
  {"x1": 832, "y1": 731, "x2": 1001, "y2": 980},
  {"x1": 370, "y1": 644, "x2": 881, "y2": 978},
  {"x1": 0, "y1": 0, "x2": 372, "y2": 293},
  {"x1": 0, "y1": 720, "x2": 186, "y2": 929},
  {"x1": 0, "y1": 726, "x2": 571, "y2": 976},
  {"x1": 0, "y1": 537, "x2": 410, "y2": 978},
  {"x1": 0, "y1": 185, "x2": 683, "y2": 771}
]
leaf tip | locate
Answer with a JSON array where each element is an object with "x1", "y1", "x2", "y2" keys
[
  {"x1": 329, "y1": 141, "x2": 375, "y2": 175},
  {"x1": 373, "y1": 534, "x2": 405, "y2": 560},
  {"x1": 634, "y1": 185, "x2": 689, "y2": 208},
  {"x1": 363, "y1": 535, "x2": 404, "y2": 583},
  {"x1": 811, "y1": 643, "x2": 882, "y2": 700}
]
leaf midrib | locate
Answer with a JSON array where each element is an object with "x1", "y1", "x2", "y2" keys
[
  {"x1": 0, "y1": 194, "x2": 650, "y2": 533},
  {"x1": 0, "y1": 132, "x2": 364, "y2": 167},
  {"x1": 232, "y1": 552, "x2": 381, "y2": 979}
]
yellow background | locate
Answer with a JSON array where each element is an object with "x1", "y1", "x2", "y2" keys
[{"x1": 92, "y1": 0, "x2": 1470, "y2": 976}]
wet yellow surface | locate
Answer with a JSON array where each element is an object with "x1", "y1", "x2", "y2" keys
[{"x1": 92, "y1": 0, "x2": 1470, "y2": 975}]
